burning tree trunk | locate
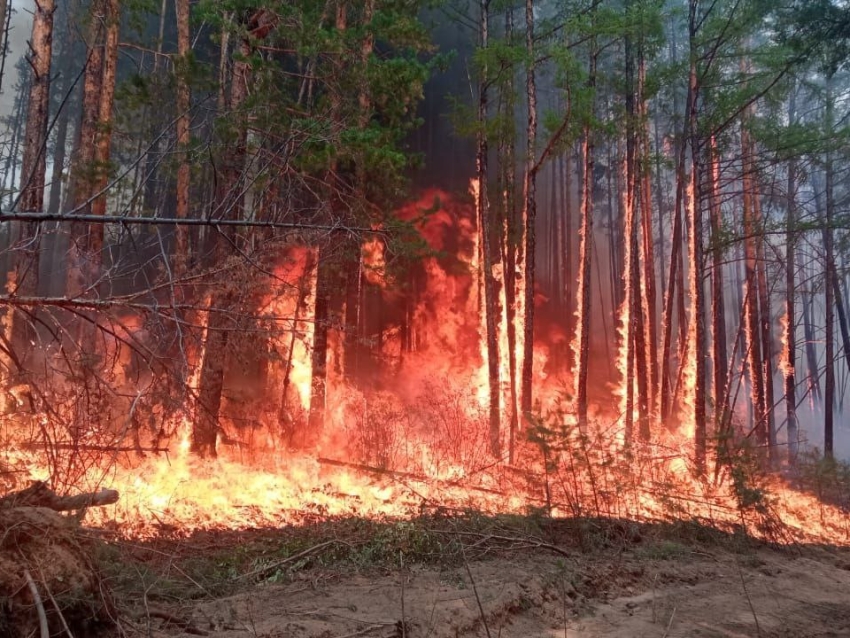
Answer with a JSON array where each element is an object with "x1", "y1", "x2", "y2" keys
[
  {"x1": 618, "y1": 150, "x2": 637, "y2": 442},
  {"x1": 660, "y1": 68, "x2": 691, "y2": 422},
  {"x1": 192, "y1": 21, "x2": 253, "y2": 457},
  {"x1": 476, "y1": 0, "x2": 501, "y2": 456},
  {"x1": 497, "y1": 4, "x2": 519, "y2": 459},
  {"x1": 520, "y1": 0, "x2": 537, "y2": 418},
  {"x1": 741, "y1": 112, "x2": 767, "y2": 454},
  {"x1": 308, "y1": 2, "x2": 348, "y2": 439},
  {"x1": 784, "y1": 88, "x2": 798, "y2": 464},
  {"x1": 707, "y1": 136, "x2": 729, "y2": 441},
  {"x1": 686, "y1": 0, "x2": 706, "y2": 474},
  {"x1": 342, "y1": 0, "x2": 375, "y2": 382},
  {"x1": 574, "y1": 39, "x2": 596, "y2": 431},
  {"x1": 637, "y1": 48, "x2": 658, "y2": 424}
]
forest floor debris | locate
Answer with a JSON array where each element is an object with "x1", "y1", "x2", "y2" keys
[
  {"x1": 0, "y1": 506, "x2": 115, "y2": 637},
  {"x1": 97, "y1": 514, "x2": 850, "y2": 637}
]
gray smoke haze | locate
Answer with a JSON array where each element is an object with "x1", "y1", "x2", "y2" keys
[{"x1": 0, "y1": 1, "x2": 34, "y2": 118}]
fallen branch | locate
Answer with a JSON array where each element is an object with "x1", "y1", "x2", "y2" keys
[
  {"x1": 22, "y1": 442, "x2": 169, "y2": 454},
  {"x1": 431, "y1": 529, "x2": 574, "y2": 560},
  {"x1": 0, "y1": 481, "x2": 119, "y2": 511}
]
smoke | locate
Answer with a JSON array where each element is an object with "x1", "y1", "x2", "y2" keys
[
  {"x1": 794, "y1": 400, "x2": 850, "y2": 462},
  {"x1": 0, "y1": 1, "x2": 33, "y2": 117}
]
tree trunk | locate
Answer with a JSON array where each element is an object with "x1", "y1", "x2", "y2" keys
[
  {"x1": 660, "y1": 66, "x2": 691, "y2": 421},
  {"x1": 741, "y1": 112, "x2": 767, "y2": 452},
  {"x1": 192, "y1": 17, "x2": 254, "y2": 457},
  {"x1": 638, "y1": 48, "x2": 658, "y2": 424},
  {"x1": 65, "y1": 1, "x2": 106, "y2": 301},
  {"x1": 498, "y1": 3, "x2": 519, "y2": 460},
  {"x1": 18, "y1": 0, "x2": 55, "y2": 219},
  {"x1": 0, "y1": 0, "x2": 7, "y2": 94},
  {"x1": 687, "y1": 0, "x2": 706, "y2": 474},
  {"x1": 308, "y1": 1, "x2": 347, "y2": 440},
  {"x1": 752, "y1": 169, "x2": 777, "y2": 465},
  {"x1": 11, "y1": 0, "x2": 55, "y2": 360},
  {"x1": 784, "y1": 87, "x2": 798, "y2": 464},
  {"x1": 476, "y1": 0, "x2": 501, "y2": 456},
  {"x1": 708, "y1": 136, "x2": 729, "y2": 440},
  {"x1": 520, "y1": 0, "x2": 537, "y2": 417},
  {"x1": 824, "y1": 75, "x2": 836, "y2": 459},
  {"x1": 174, "y1": 0, "x2": 192, "y2": 279},
  {"x1": 574, "y1": 40, "x2": 596, "y2": 431}
]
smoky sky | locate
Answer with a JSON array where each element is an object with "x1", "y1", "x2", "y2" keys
[{"x1": 0, "y1": 1, "x2": 33, "y2": 117}]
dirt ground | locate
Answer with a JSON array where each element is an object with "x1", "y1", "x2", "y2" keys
[{"x1": 117, "y1": 518, "x2": 850, "y2": 638}]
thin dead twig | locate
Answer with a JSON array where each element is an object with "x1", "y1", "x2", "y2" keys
[
  {"x1": 661, "y1": 605, "x2": 677, "y2": 638},
  {"x1": 23, "y1": 568, "x2": 49, "y2": 638},
  {"x1": 434, "y1": 529, "x2": 574, "y2": 560},
  {"x1": 460, "y1": 544, "x2": 492, "y2": 638},
  {"x1": 734, "y1": 557, "x2": 762, "y2": 637},
  {"x1": 336, "y1": 625, "x2": 386, "y2": 638},
  {"x1": 37, "y1": 564, "x2": 75, "y2": 638}
]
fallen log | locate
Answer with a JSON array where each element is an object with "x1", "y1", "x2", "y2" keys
[
  {"x1": 0, "y1": 481, "x2": 119, "y2": 510},
  {"x1": 22, "y1": 442, "x2": 169, "y2": 454}
]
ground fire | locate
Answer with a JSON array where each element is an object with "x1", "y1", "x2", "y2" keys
[
  {"x1": 0, "y1": 187, "x2": 847, "y2": 549},
  {"x1": 3, "y1": 1, "x2": 850, "y2": 635}
]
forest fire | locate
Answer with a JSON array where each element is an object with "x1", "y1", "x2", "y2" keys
[
  {"x1": 0, "y1": 189, "x2": 847, "y2": 547},
  {"x1": 6, "y1": 2, "x2": 850, "y2": 636}
]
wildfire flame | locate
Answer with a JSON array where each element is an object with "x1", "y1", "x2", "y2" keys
[{"x1": 2, "y1": 189, "x2": 849, "y2": 548}]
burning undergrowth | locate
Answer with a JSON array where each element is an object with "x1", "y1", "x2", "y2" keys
[{"x1": 0, "y1": 188, "x2": 848, "y2": 550}]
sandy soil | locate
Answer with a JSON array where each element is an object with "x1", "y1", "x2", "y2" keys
[{"x1": 141, "y1": 536, "x2": 850, "y2": 638}]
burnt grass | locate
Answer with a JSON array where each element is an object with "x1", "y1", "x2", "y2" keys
[{"x1": 96, "y1": 509, "x2": 812, "y2": 610}]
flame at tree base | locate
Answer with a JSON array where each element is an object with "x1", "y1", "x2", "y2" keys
[
  {"x1": 4, "y1": 409, "x2": 849, "y2": 545},
  {"x1": 1, "y1": 189, "x2": 847, "y2": 546}
]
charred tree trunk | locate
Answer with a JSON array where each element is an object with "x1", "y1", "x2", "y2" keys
[
  {"x1": 708, "y1": 136, "x2": 729, "y2": 441},
  {"x1": 687, "y1": 0, "x2": 706, "y2": 474},
  {"x1": 11, "y1": 0, "x2": 55, "y2": 357},
  {"x1": 574, "y1": 40, "x2": 596, "y2": 431},
  {"x1": 476, "y1": 0, "x2": 501, "y2": 456},
  {"x1": 174, "y1": 0, "x2": 192, "y2": 279},
  {"x1": 65, "y1": 1, "x2": 108, "y2": 301},
  {"x1": 0, "y1": 0, "x2": 7, "y2": 94},
  {"x1": 192, "y1": 22, "x2": 253, "y2": 457},
  {"x1": 801, "y1": 269, "x2": 822, "y2": 405},
  {"x1": 80, "y1": 0, "x2": 119, "y2": 297},
  {"x1": 17, "y1": 0, "x2": 55, "y2": 246},
  {"x1": 741, "y1": 115, "x2": 767, "y2": 453},
  {"x1": 308, "y1": 2, "x2": 348, "y2": 439},
  {"x1": 824, "y1": 76, "x2": 836, "y2": 459},
  {"x1": 520, "y1": 0, "x2": 537, "y2": 418},
  {"x1": 637, "y1": 28, "x2": 657, "y2": 432},
  {"x1": 752, "y1": 175, "x2": 777, "y2": 465},
  {"x1": 660, "y1": 83, "x2": 690, "y2": 421},
  {"x1": 498, "y1": 3, "x2": 519, "y2": 460},
  {"x1": 784, "y1": 88, "x2": 798, "y2": 464}
]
